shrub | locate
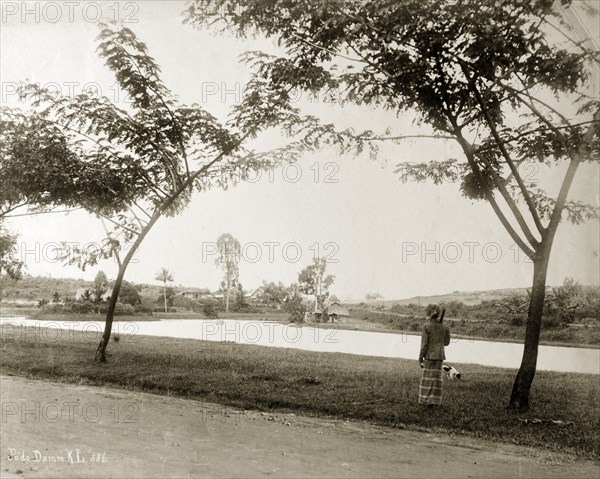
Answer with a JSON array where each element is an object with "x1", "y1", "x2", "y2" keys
[
  {"x1": 443, "y1": 300, "x2": 466, "y2": 317},
  {"x1": 118, "y1": 281, "x2": 141, "y2": 306},
  {"x1": 41, "y1": 303, "x2": 63, "y2": 314},
  {"x1": 288, "y1": 309, "x2": 305, "y2": 323},
  {"x1": 135, "y1": 297, "x2": 155, "y2": 314},
  {"x1": 542, "y1": 315, "x2": 562, "y2": 329},
  {"x1": 99, "y1": 302, "x2": 135, "y2": 315},
  {"x1": 409, "y1": 321, "x2": 421, "y2": 331},
  {"x1": 60, "y1": 302, "x2": 74, "y2": 313},
  {"x1": 509, "y1": 315, "x2": 524, "y2": 327},
  {"x1": 284, "y1": 293, "x2": 306, "y2": 323},
  {"x1": 202, "y1": 303, "x2": 219, "y2": 319},
  {"x1": 71, "y1": 301, "x2": 97, "y2": 314},
  {"x1": 172, "y1": 295, "x2": 196, "y2": 310}
]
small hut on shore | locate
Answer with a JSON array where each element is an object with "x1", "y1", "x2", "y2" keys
[{"x1": 327, "y1": 302, "x2": 349, "y2": 321}]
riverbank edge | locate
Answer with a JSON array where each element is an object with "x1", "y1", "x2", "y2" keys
[
  {"x1": 4, "y1": 313, "x2": 599, "y2": 350},
  {"x1": 1, "y1": 328, "x2": 599, "y2": 459}
]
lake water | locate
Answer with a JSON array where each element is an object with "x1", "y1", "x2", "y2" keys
[{"x1": 1, "y1": 317, "x2": 598, "y2": 375}]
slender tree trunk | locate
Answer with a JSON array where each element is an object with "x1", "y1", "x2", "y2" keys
[
  {"x1": 163, "y1": 281, "x2": 167, "y2": 313},
  {"x1": 95, "y1": 212, "x2": 162, "y2": 362},
  {"x1": 225, "y1": 272, "x2": 230, "y2": 313},
  {"x1": 508, "y1": 144, "x2": 588, "y2": 408},
  {"x1": 508, "y1": 253, "x2": 550, "y2": 410},
  {"x1": 94, "y1": 261, "x2": 129, "y2": 362}
]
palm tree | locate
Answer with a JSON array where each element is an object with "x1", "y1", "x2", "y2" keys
[{"x1": 155, "y1": 267, "x2": 174, "y2": 313}]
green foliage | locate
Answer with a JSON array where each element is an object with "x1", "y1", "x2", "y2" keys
[
  {"x1": 0, "y1": 224, "x2": 24, "y2": 281},
  {"x1": 284, "y1": 285, "x2": 307, "y2": 323},
  {"x1": 544, "y1": 278, "x2": 599, "y2": 324},
  {"x1": 186, "y1": 0, "x2": 599, "y2": 263},
  {"x1": 260, "y1": 281, "x2": 288, "y2": 305},
  {"x1": 71, "y1": 300, "x2": 96, "y2": 314},
  {"x1": 155, "y1": 268, "x2": 174, "y2": 284},
  {"x1": 0, "y1": 108, "x2": 148, "y2": 218},
  {"x1": 2, "y1": 20, "x2": 320, "y2": 280},
  {"x1": 297, "y1": 257, "x2": 335, "y2": 311},
  {"x1": 0, "y1": 275, "x2": 92, "y2": 301},
  {"x1": 102, "y1": 302, "x2": 135, "y2": 316},
  {"x1": 91, "y1": 270, "x2": 108, "y2": 303},
  {"x1": 118, "y1": 281, "x2": 141, "y2": 306},
  {"x1": 202, "y1": 302, "x2": 219, "y2": 319}
]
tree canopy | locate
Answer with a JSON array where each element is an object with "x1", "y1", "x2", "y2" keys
[
  {"x1": 1, "y1": 20, "x2": 368, "y2": 361},
  {"x1": 185, "y1": 0, "x2": 599, "y2": 409}
]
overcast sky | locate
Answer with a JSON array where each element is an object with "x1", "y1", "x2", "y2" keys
[{"x1": 1, "y1": 0, "x2": 599, "y2": 301}]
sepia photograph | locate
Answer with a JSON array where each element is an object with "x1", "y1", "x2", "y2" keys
[{"x1": 1, "y1": 1, "x2": 599, "y2": 477}]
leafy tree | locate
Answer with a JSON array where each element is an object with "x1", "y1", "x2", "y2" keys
[
  {"x1": 215, "y1": 233, "x2": 241, "y2": 313},
  {"x1": 261, "y1": 280, "x2": 288, "y2": 305},
  {"x1": 0, "y1": 113, "x2": 145, "y2": 219},
  {"x1": 1, "y1": 20, "x2": 345, "y2": 361},
  {"x1": 298, "y1": 257, "x2": 335, "y2": 313},
  {"x1": 155, "y1": 267, "x2": 174, "y2": 313},
  {"x1": 92, "y1": 270, "x2": 108, "y2": 303},
  {"x1": 118, "y1": 280, "x2": 141, "y2": 306},
  {"x1": 202, "y1": 302, "x2": 219, "y2": 319},
  {"x1": 52, "y1": 292, "x2": 61, "y2": 304},
  {"x1": 0, "y1": 223, "x2": 24, "y2": 296},
  {"x1": 186, "y1": 0, "x2": 600, "y2": 409},
  {"x1": 284, "y1": 282, "x2": 306, "y2": 322}
]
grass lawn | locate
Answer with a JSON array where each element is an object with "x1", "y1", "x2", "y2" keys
[{"x1": 1, "y1": 327, "x2": 598, "y2": 458}]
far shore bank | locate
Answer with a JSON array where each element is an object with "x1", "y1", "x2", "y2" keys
[{"x1": 3, "y1": 310, "x2": 598, "y2": 350}]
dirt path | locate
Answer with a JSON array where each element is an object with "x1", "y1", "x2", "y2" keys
[{"x1": 1, "y1": 375, "x2": 598, "y2": 478}]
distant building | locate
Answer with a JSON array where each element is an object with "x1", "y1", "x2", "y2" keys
[
  {"x1": 176, "y1": 288, "x2": 215, "y2": 301},
  {"x1": 247, "y1": 286, "x2": 264, "y2": 302},
  {"x1": 327, "y1": 301, "x2": 350, "y2": 320}
]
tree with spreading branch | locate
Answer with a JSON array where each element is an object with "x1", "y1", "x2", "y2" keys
[
  {"x1": 0, "y1": 30, "x2": 306, "y2": 360},
  {"x1": 185, "y1": 0, "x2": 600, "y2": 409},
  {"x1": 155, "y1": 267, "x2": 174, "y2": 313},
  {"x1": 1, "y1": 21, "x2": 370, "y2": 362}
]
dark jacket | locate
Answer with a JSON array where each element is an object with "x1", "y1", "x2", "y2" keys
[{"x1": 419, "y1": 320, "x2": 450, "y2": 361}]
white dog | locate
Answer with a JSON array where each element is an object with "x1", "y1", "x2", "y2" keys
[{"x1": 442, "y1": 365, "x2": 462, "y2": 381}]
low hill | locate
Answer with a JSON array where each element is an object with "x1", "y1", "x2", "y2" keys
[
  {"x1": 382, "y1": 287, "x2": 534, "y2": 307},
  {"x1": 0, "y1": 274, "x2": 206, "y2": 303}
]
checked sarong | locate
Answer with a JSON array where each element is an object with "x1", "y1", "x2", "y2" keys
[{"x1": 418, "y1": 359, "x2": 443, "y2": 405}]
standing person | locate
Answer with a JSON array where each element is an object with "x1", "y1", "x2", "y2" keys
[{"x1": 418, "y1": 305, "x2": 450, "y2": 407}]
